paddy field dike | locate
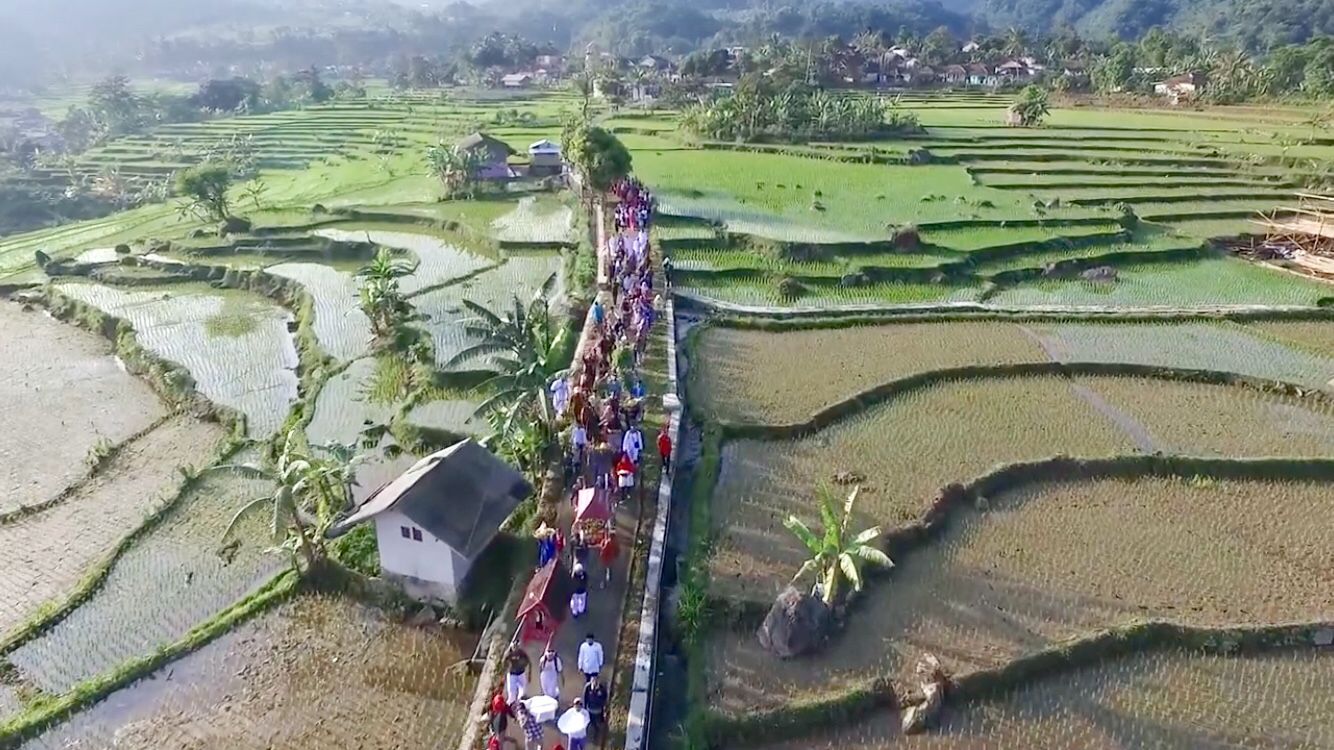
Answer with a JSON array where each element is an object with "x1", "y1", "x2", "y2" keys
[
  {"x1": 640, "y1": 92, "x2": 1334, "y2": 749},
  {"x1": 0, "y1": 86, "x2": 1330, "y2": 749}
]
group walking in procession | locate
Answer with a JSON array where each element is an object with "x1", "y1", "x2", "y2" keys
[{"x1": 489, "y1": 179, "x2": 664, "y2": 750}]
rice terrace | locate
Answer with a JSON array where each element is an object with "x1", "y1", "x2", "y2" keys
[{"x1": 1, "y1": 15, "x2": 1334, "y2": 750}]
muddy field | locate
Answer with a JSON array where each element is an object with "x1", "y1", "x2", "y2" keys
[
  {"x1": 0, "y1": 417, "x2": 224, "y2": 638},
  {"x1": 0, "y1": 300, "x2": 166, "y2": 516},
  {"x1": 754, "y1": 648, "x2": 1334, "y2": 749},
  {"x1": 708, "y1": 376, "x2": 1334, "y2": 604},
  {"x1": 24, "y1": 594, "x2": 478, "y2": 749},
  {"x1": 707, "y1": 476, "x2": 1334, "y2": 715}
]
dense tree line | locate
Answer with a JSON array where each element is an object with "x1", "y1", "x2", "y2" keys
[{"x1": 681, "y1": 76, "x2": 920, "y2": 142}]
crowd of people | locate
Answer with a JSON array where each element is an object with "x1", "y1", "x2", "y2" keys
[{"x1": 488, "y1": 179, "x2": 669, "y2": 750}]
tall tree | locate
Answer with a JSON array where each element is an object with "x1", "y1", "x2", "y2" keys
[
  {"x1": 561, "y1": 118, "x2": 633, "y2": 198},
  {"x1": 174, "y1": 163, "x2": 233, "y2": 221}
]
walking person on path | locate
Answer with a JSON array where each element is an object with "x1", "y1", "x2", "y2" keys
[
  {"x1": 615, "y1": 451, "x2": 636, "y2": 505},
  {"x1": 621, "y1": 424, "x2": 643, "y2": 465},
  {"x1": 599, "y1": 533, "x2": 619, "y2": 589},
  {"x1": 571, "y1": 562, "x2": 589, "y2": 618},
  {"x1": 583, "y1": 674, "x2": 610, "y2": 743},
  {"x1": 559, "y1": 698, "x2": 591, "y2": 750},
  {"x1": 539, "y1": 644, "x2": 564, "y2": 701},
  {"x1": 505, "y1": 646, "x2": 531, "y2": 704},
  {"x1": 658, "y1": 426, "x2": 673, "y2": 475},
  {"x1": 489, "y1": 690, "x2": 515, "y2": 745},
  {"x1": 517, "y1": 701, "x2": 543, "y2": 750},
  {"x1": 577, "y1": 633, "x2": 604, "y2": 683}
]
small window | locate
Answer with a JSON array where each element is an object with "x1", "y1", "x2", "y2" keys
[
  {"x1": 412, "y1": 528, "x2": 423, "y2": 542},
  {"x1": 400, "y1": 526, "x2": 411, "y2": 539}
]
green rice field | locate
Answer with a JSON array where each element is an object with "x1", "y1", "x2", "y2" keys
[{"x1": 3, "y1": 84, "x2": 1333, "y2": 749}]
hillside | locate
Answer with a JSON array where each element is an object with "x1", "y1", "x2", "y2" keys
[{"x1": 978, "y1": 0, "x2": 1334, "y2": 47}]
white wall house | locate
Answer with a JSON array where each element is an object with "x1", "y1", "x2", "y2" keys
[{"x1": 327, "y1": 439, "x2": 532, "y2": 605}]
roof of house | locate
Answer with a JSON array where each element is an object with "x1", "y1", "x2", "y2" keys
[
  {"x1": 529, "y1": 139, "x2": 561, "y2": 154},
  {"x1": 943, "y1": 64, "x2": 967, "y2": 76},
  {"x1": 458, "y1": 132, "x2": 517, "y2": 158},
  {"x1": 639, "y1": 55, "x2": 672, "y2": 69},
  {"x1": 998, "y1": 60, "x2": 1027, "y2": 70},
  {"x1": 326, "y1": 439, "x2": 532, "y2": 559},
  {"x1": 1161, "y1": 72, "x2": 1204, "y2": 86},
  {"x1": 965, "y1": 63, "x2": 990, "y2": 76}
]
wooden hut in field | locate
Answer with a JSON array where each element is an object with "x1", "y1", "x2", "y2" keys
[{"x1": 458, "y1": 132, "x2": 518, "y2": 181}]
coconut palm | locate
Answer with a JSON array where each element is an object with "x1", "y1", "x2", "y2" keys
[
  {"x1": 784, "y1": 486, "x2": 893, "y2": 606},
  {"x1": 1003, "y1": 27, "x2": 1029, "y2": 59},
  {"x1": 212, "y1": 431, "x2": 366, "y2": 571},
  {"x1": 447, "y1": 272, "x2": 567, "y2": 427}
]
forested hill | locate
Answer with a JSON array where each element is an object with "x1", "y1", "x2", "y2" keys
[{"x1": 977, "y1": 0, "x2": 1334, "y2": 48}]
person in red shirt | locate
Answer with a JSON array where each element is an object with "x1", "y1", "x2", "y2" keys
[
  {"x1": 489, "y1": 690, "x2": 513, "y2": 742},
  {"x1": 599, "y1": 533, "x2": 619, "y2": 588},
  {"x1": 658, "y1": 427, "x2": 672, "y2": 474},
  {"x1": 614, "y1": 452, "x2": 636, "y2": 505}
]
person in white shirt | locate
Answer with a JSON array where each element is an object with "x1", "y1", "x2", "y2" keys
[
  {"x1": 559, "y1": 698, "x2": 591, "y2": 750},
  {"x1": 539, "y1": 645, "x2": 563, "y2": 701},
  {"x1": 621, "y1": 425, "x2": 643, "y2": 464},
  {"x1": 577, "y1": 633, "x2": 604, "y2": 682},
  {"x1": 571, "y1": 422, "x2": 588, "y2": 465}
]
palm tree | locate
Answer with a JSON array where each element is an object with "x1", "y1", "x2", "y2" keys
[
  {"x1": 356, "y1": 248, "x2": 418, "y2": 340},
  {"x1": 1003, "y1": 27, "x2": 1029, "y2": 60},
  {"x1": 212, "y1": 431, "x2": 366, "y2": 571},
  {"x1": 783, "y1": 486, "x2": 893, "y2": 606},
  {"x1": 448, "y1": 272, "x2": 567, "y2": 427}
]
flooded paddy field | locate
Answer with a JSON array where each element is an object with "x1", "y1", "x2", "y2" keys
[
  {"x1": 0, "y1": 300, "x2": 166, "y2": 516},
  {"x1": 52, "y1": 283, "x2": 300, "y2": 437},
  {"x1": 0, "y1": 417, "x2": 225, "y2": 640},
  {"x1": 312, "y1": 226, "x2": 495, "y2": 294},
  {"x1": 707, "y1": 475, "x2": 1334, "y2": 715},
  {"x1": 754, "y1": 648, "x2": 1334, "y2": 750},
  {"x1": 414, "y1": 252, "x2": 562, "y2": 367},
  {"x1": 22, "y1": 594, "x2": 478, "y2": 750},
  {"x1": 692, "y1": 320, "x2": 1334, "y2": 425},
  {"x1": 7, "y1": 470, "x2": 284, "y2": 695}
]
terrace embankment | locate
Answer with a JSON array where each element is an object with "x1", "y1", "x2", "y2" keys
[
  {"x1": 691, "y1": 318, "x2": 1334, "y2": 425},
  {"x1": 0, "y1": 300, "x2": 166, "y2": 517},
  {"x1": 0, "y1": 416, "x2": 225, "y2": 639},
  {"x1": 707, "y1": 474, "x2": 1334, "y2": 716},
  {"x1": 21, "y1": 594, "x2": 478, "y2": 750},
  {"x1": 750, "y1": 647, "x2": 1334, "y2": 749}
]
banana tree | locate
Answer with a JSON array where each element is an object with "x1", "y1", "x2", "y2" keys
[
  {"x1": 212, "y1": 432, "x2": 365, "y2": 572},
  {"x1": 783, "y1": 486, "x2": 893, "y2": 606}
]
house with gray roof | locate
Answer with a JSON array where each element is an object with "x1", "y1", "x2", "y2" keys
[{"x1": 328, "y1": 439, "x2": 532, "y2": 604}]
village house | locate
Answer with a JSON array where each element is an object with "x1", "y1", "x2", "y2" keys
[
  {"x1": 942, "y1": 64, "x2": 968, "y2": 85},
  {"x1": 326, "y1": 439, "x2": 532, "y2": 605},
  {"x1": 961, "y1": 41, "x2": 981, "y2": 55},
  {"x1": 910, "y1": 66, "x2": 936, "y2": 86},
  {"x1": 502, "y1": 72, "x2": 533, "y2": 89},
  {"x1": 965, "y1": 63, "x2": 990, "y2": 87},
  {"x1": 1154, "y1": 72, "x2": 1205, "y2": 103},
  {"x1": 528, "y1": 138, "x2": 563, "y2": 176},
  {"x1": 638, "y1": 55, "x2": 674, "y2": 73},
  {"x1": 457, "y1": 132, "x2": 518, "y2": 181},
  {"x1": 996, "y1": 60, "x2": 1031, "y2": 81}
]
